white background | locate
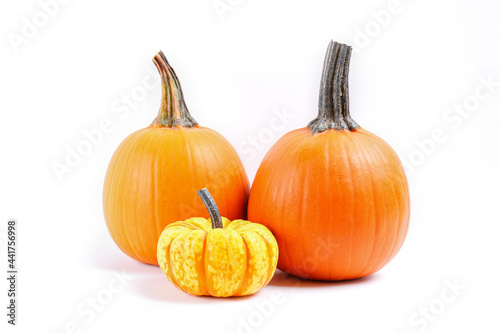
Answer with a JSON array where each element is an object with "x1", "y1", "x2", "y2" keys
[{"x1": 1, "y1": 0, "x2": 499, "y2": 332}]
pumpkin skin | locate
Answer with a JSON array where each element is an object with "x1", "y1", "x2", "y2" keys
[
  {"x1": 157, "y1": 189, "x2": 278, "y2": 297},
  {"x1": 103, "y1": 52, "x2": 249, "y2": 265},
  {"x1": 248, "y1": 41, "x2": 410, "y2": 281}
]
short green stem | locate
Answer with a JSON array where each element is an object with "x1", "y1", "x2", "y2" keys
[
  {"x1": 308, "y1": 41, "x2": 359, "y2": 134},
  {"x1": 197, "y1": 188, "x2": 223, "y2": 229},
  {"x1": 151, "y1": 51, "x2": 198, "y2": 128}
]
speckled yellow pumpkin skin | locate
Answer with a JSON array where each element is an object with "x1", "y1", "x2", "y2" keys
[{"x1": 157, "y1": 217, "x2": 278, "y2": 297}]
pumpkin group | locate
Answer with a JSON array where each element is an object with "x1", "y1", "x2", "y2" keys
[
  {"x1": 248, "y1": 41, "x2": 410, "y2": 281},
  {"x1": 157, "y1": 188, "x2": 278, "y2": 297},
  {"x1": 103, "y1": 51, "x2": 250, "y2": 265}
]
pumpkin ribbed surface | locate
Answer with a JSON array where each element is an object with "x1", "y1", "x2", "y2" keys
[
  {"x1": 157, "y1": 217, "x2": 278, "y2": 297},
  {"x1": 249, "y1": 127, "x2": 409, "y2": 280},
  {"x1": 248, "y1": 41, "x2": 410, "y2": 281},
  {"x1": 103, "y1": 51, "x2": 249, "y2": 265}
]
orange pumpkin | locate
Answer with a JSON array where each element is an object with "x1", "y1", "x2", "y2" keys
[
  {"x1": 248, "y1": 41, "x2": 410, "y2": 281},
  {"x1": 103, "y1": 51, "x2": 249, "y2": 265}
]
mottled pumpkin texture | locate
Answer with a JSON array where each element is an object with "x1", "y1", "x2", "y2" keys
[{"x1": 157, "y1": 217, "x2": 278, "y2": 297}]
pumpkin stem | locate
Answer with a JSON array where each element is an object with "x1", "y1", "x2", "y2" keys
[
  {"x1": 308, "y1": 41, "x2": 359, "y2": 134},
  {"x1": 151, "y1": 51, "x2": 198, "y2": 128},
  {"x1": 197, "y1": 188, "x2": 224, "y2": 229}
]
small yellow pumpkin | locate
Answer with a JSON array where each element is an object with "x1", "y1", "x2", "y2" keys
[{"x1": 157, "y1": 188, "x2": 278, "y2": 297}]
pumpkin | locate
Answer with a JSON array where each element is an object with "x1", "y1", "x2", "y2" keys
[
  {"x1": 103, "y1": 51, "x2": 250, "y2": 265},
  {"x1": 248, "y1": 41, "x2": 410, "y2": 281},
  {"x1": 157, "y1": 188, "x2": 278, "y2": 297}
]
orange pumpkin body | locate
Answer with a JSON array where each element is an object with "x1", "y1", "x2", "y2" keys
[
  {"x1": 248, "y1": 42, "x2": 410, "y2": 280},
  {"x1": 103, "y1": 52, "x2": 249, "y2": 265},
  {"x1": 248, "y1": 127, "x2": 409, "y2": 280}
]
